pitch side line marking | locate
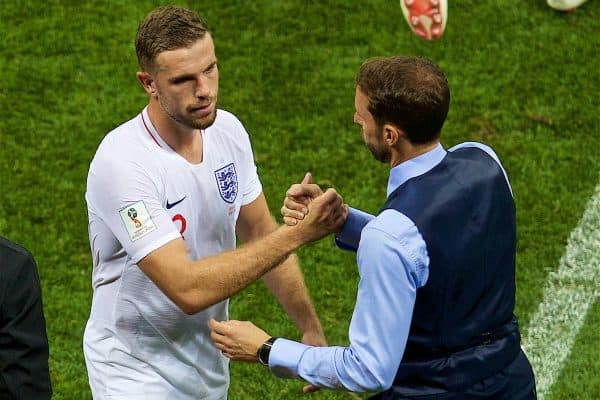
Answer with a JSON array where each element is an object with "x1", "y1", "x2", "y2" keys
[{"x1": 522, "y1": 180, "x2": 600, "y2": 399}]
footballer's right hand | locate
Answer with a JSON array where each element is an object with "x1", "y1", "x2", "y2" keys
[{"x1": 281, "y1": 172, "x2": 323, "y2": 226}]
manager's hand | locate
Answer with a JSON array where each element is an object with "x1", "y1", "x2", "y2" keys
[
  {"x1": 282, "y1": 172, "x2": 348, "y2": 233},
  {"x1": 210, "y1": 319, "x2": 324, "y2": 393},
  {"x1": 281, "y1": 172, "x2": 323, "y2": 226},
  {"x1": 209, "y1": 319, "x2": 269, "y2": 363}
]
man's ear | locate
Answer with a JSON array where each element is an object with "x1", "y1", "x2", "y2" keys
[
  {"x1": 383, "y1": 123, "x2": 403, "y2": 147},
  {"x1": 136, "y1": 71, "x2": 156, "y2": 97}
]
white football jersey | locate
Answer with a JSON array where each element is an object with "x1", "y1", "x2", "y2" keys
[{"x1": 84, "y1": 107, "x2": 262, "y2": 399}]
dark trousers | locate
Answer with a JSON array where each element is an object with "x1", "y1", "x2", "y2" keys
[{"x1": 370, "y1": 350, "x2": 536, "y2": 400}]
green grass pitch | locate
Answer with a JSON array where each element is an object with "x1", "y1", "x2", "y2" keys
[{"x1": 0, "y1": 1, "x2": 598, "y2": 399}]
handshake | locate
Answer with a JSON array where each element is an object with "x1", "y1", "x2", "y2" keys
[
  {"x1": 209, "y1": 172, "x2": 348, "y2": 379},
  {"x1": 280, "y1": 172, "x2": 349, "y2": 244}
]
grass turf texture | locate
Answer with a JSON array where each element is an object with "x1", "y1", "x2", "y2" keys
[{"x1": 0, "y1": 1, "x2": 598, "y2": 399}]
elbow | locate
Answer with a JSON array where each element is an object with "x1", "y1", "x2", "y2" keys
[
  {"x1": 178, "y1": 302, "x2": 200, "y2": 316},
  {"x1": 375, "y1": 361, "x2": 397, "y2": 390},
  {"x1": 344, "y1": 371, "x2": 388, "y2": 393},
  {"x1": 162, "y1": 274, "x2": 215, "y2": 314},
  {"x1": 344, "y1": 352, "x2": 395, "y2": 392},
  {"x1": 174, "y1": 290, "x2": 227, "y2": 315},
  {"x1": 360, "y1": 371, "x2": 391, "y2": 393},
  {"x1": 376, "y1": 373, "x2": 394, "y2": 392},
  {"x1": 172, "y1": 293, "x2": 207, "y2": 315},
  {"x1": 363, "y1": 359, "x2": 396, "y2": 391}
]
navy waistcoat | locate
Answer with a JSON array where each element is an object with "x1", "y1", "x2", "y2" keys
[{"x1": 379, "y1": 146, "x2": 521, "y2": 397}]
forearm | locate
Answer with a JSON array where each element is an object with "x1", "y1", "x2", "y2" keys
[
  {"x1": 139, "y1": 189, "x2": 345, "y2": 315},
  {"x1": 140, "y1": 225, "x2": 307, "y2": 314},
  {"x1": 269, "y1": 220, "x2": 422, "y2": 391},
  {"x1": 270, "y1": 340, "x2": 387, "y2": 392},
  {"x1": 263, "y1": 254, "x2": 323, "y2": 336},
  {"x1": 239, "y1": 194, "x2": 323, "y2": 336}
]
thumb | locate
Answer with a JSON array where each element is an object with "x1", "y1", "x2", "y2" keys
[
  {"x1": 209, "y1": 318, "x2": 226, "y2": 334},
  {"x1": 301, "y1": 172, "x2": 312, "y2": 184}
]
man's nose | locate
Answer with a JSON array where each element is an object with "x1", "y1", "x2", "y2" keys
[{"x1": 195, "y1": 78, "x2": 211, "y2": 98}]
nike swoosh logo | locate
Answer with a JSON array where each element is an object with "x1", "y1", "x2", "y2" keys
[{"x1": 166, "y1": 196, "x2": 186, "y2": 209}]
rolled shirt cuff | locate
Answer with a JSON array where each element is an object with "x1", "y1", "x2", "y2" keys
[{"x1": 335, "y1": 207, "x2": 375, "y2": 252}]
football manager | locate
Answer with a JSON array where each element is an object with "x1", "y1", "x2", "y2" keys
[{"x1": 210, "y1": 55, "x2": 537, "y2": 400}]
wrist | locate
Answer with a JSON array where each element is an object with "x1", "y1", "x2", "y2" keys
[
  {"x1": 257, "y1": 337, "x2": 278, "y2": 366},
  {"x1": 279, "y1": 224, "x2": 308, "y2": 249}
]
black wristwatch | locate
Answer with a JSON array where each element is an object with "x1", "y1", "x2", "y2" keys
[{"x1": 257, "y1": 337, "x2": 278, "y2": 366}]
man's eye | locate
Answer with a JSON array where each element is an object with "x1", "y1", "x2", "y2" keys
[
  {"x1": 205, "y1": 64, "x2": 217, "y2": 74},
  {"x1": 172, "y1": 78, "x2": 190, "y2": 85}
]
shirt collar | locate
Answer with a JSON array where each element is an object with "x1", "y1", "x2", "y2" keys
[{"x1": 387, "y1": 143, "x2": 447, "y2": 197}]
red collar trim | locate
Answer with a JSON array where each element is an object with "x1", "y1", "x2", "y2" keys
[{"x1": 140, "y1": 112, "x2": 162, "y2": 148}]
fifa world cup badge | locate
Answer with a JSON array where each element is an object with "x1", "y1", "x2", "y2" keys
[{"x1": 119, "y1": 201, "x2": 157, "y2": 241}]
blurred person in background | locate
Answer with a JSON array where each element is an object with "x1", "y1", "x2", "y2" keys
[
  {"x1": 398, "y1": 0, "x2": 587, "y2": 41},
  {"x1": 0, "y1": 236, "x2": 51, "y2": 400},
  {"x1": 400, "y1": 0, "x2": 447, "y2": 40},
  {"x1": 547, "y1": 0, "x2": 588, "y2": 11}
]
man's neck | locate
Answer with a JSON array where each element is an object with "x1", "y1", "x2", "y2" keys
[
  {"x1": 389, "y1": 140, "x2": 440, "y2": 168},
  {"x1": 147, "y1": 101, "x2": 203, "y2": 163}
]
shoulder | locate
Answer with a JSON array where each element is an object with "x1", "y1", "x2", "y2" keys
[
  {"x1": 214, "y1": 109, "x2": 243, "y2": 127},
  {"x1": 447, "y1": 141, "x2": 512, "y2": 193},
  {"x1": 448, "y1": 141, "x2": 502, "y2": 166},
  {"x1": 94, "y1": 116, "x2": 146, "y2": 160},
  {"x1": 89, "y1": 117, "x2": 157, "y2": 180},
  {"x1": 0, "y1": 237, "x2": 36, "y2": 278},
  {"x1": 210, "y1": 109, "x2": 250, "y2": 139},
  {"x1": 0, "y1": 236, "x2": 34, "y2": 262},
  {"x1": 207, "y1": 109, "x2": 255, "y2": 156}
]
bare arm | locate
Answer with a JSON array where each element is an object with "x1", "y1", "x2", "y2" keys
[
  {"x1": 137, "y1": 189, "x2": 346, "y2": 315},
  {"x1": 236, "y1": 193, "x2": 325, "y2": 345}
]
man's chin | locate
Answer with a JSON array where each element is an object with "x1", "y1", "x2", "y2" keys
[
  {"x1": 190, "y1": 109, "x2": 217, "y2": 130},
  {"x1": 368, "y1": 146, "x2": 390, "y2": 164}
]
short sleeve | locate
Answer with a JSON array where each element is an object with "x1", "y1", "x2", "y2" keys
[{"x1": 86, "y1": 154, "x2": 180, "y2": 263}]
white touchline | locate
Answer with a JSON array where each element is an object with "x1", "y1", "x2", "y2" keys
[{"x1": 522, "y1": 180, "x2": 600, "y2": 400}]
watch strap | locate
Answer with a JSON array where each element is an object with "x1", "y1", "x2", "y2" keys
[{"x1": 257, "y1": 337, "x2": 278, "y2": 366}]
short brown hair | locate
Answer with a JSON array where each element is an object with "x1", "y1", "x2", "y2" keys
[
  {"x1": 356, "y1": 56, "x2": 450, "y2": 144},
  {"x1": 135, "y1": 5, "x2": 211, "y2": 71}
]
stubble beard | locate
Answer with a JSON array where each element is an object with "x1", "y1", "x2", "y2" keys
[
  {"x1": 159, "y1": 96, "x2": 218, "y2": 130},
  {"x1": 367, "y1": 143, "x2": 391, "y2": 164},
  {"x1": 365, "y1": 127, "x2": 391, "y2": 164},
  {"x1": 187, "y1": 108, "x2": 217, "y2": 130}
]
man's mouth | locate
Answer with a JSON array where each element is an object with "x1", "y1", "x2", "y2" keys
[{"x1": 189, "y1": 102, "x2": 213, "y2": 116}]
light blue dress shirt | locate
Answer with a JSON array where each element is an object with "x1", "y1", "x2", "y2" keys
[{"x1": 268, "y1": 142, "x2": 510, "y2": 392}]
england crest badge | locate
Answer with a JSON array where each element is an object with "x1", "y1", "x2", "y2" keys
[{"x1": 214, "y1": 163, "x2": 238, "y2": 204}]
